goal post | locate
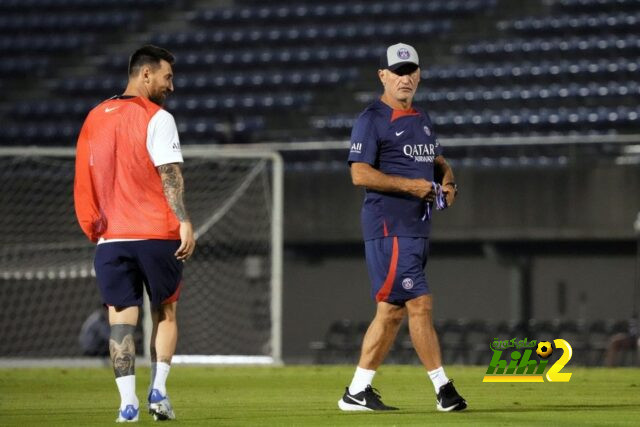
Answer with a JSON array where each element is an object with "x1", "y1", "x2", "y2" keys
[{"x1": 0, "y1": 146, "x2": 283, "y2": 365}]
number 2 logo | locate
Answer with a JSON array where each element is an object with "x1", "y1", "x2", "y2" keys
[{"x1": 546, "y1": 339, "x2": 573, "y2": 382}]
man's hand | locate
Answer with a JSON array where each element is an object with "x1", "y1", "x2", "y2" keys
[
  {"x1": 175, "y1": 221, "x2": 196, "y2": 261},
  {"x1": 442, "y1": 183, "x2": 457, "y2": 207},
  {"x1": 409, "y1": 179, "x2": 436, "y2": 202}
]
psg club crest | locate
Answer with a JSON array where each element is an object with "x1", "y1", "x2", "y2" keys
[
  {"x1": 397, "y1": 48, "x2": 411, "y2": 60},
  {"x1": 424, "y1": 125, "x2": 431, "y2": 136},
  {"x1": 402, "y1": 278, "x2": 414, "y2": 290}
]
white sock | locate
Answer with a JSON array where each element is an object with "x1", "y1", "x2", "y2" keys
[
  {"x1": 428, "y1": 366, "x2": 450, "y2": 394},
  {"x1": 348, "y1": 366, "x2": 376, "y2": 395},
  {"x1": 115, "y1": 375, "x2": 139, "y2": 409},
  {"x1": 152, "y1": 362, "x2": 171, "y2": 396}
]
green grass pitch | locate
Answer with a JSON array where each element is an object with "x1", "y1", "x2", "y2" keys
[{"x1": 1, "y1": 365, "x2": 639, "y2": 425}]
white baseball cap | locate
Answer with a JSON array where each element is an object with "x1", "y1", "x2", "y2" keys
[{"x1": 380, "y1": 43, "x2": 419, "y2": 74}]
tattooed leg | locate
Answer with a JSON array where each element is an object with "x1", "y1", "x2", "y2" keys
[
  {"x1": 110, "y1": 322, "x2": 139, "y2": 417},
  {"x1": 110, "y1": 324, "x2": 136, "y2": 377}
]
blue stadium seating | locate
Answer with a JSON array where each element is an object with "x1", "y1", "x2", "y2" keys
[
  {"x1": 499, "y1": 12, "x2": 640, "y2": 35},
  {"x1": 356, "y1": 81, "x2": 639, "y2": 106},
  {"x1": 166, "y1": 92, "x2": 313, "y2": 112},
  {"x1": 0, "y1": 0, "x2": 638, "y2": 145},
  {"x1": 551, "y1": 0, "x2": 640, "y2": 12},
  {"x1": 97, "y1": 45, "x2": 388, "y2": 72},
  {"x1": 0, "y1": 11, "x2": 141, "y2": 33},
  {"x1": 190, "y1": 0, "x2": 497, "y2": 24},
  {"x1": 456, "y1": 34, "x2": 640, "y2": 58},
  {"x1": 313, "y1": 106, "x2": 640, "y2": 136},
  {"x1": 0, "y1": 57, "x2": 50, "y2": 76},
  {"x1": 422, "y1": 58, "x2": 640, "y2": 84},
  {"x1": 151, "y1": 21, "x2": 451, "y2": 49},
  {"x1": 0, "y1": 34, "x2": 97, "y2": 53},
  {"x1": 55, "y1": 68, "x2": 359, "y2": 95},
  {"x1": 0, "y1": 0, "x2": 176, "y2": 11},
  {"x1": 177, "y1": 116, "x2": 266, "y2": 143},
  {"x1": 0, "y1": 116, "x2": 266, "y2": 146},
  {"x1": 11, "y1": 93, "x2": 313, "y2": 120}
]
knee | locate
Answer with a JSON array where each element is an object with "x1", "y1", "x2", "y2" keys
[
  {"x1": 378, "y1": 309, "x2": 405, "y2": 328},
  {"x1": 155, "y1": 304, "x2": 177, "y2": 323},
  {"x1": 406, "y1": 296, "x2": 434, "y2": 320},
  {"x1": 408, "y1": 304, "x2": 432, "y2": 320}
]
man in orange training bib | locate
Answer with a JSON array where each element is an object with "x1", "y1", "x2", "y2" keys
[{"x1": 74, "y1": 45, "x2": 195, "y2": 422}]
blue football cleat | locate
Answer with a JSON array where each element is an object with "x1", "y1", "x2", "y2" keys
[
  {"x1": 148, "y1": 389, "x2": 176, "y2": 421},
  {"x1": 116, "y1": 404, "x2": 139, "y2": 422}
]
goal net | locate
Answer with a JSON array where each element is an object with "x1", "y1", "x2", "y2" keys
[{"x1": 0, "y1": 147, "x2": 283, "y2": 365}]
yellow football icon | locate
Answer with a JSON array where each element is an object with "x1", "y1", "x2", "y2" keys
[{"x1": 536, "y1": 341, "x2": 553, "y2": 358}]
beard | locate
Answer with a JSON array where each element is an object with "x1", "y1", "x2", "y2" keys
[{"x1": 148, "y1": 91, "x2": 166, "y2": 106}]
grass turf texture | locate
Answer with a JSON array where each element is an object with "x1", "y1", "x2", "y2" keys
[{"x1": 1, "y1": 365, "x2": 639, "y2": 426}]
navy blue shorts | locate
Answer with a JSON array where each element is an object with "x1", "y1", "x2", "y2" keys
[
  {"x1": 94, "y1": 240, "x2": 183, "y2": 308},
  {"x1": 364, "y1": 236, "x2": 430, "y2": 306}
]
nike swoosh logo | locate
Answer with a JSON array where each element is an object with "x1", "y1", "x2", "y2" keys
[
  {"x1": 395, "y1": 130, "x2": 405, "y2": 136},
  {"x1": 347, "y1": 395, "x2": 367, "y2": 406},
  {"x1": 105, "y1": 106, "x2": 120, "y2": 113}
]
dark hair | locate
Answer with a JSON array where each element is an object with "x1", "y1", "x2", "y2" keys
[{"x1": 128, "y1": 45, "x2": 175, "y2": 77}]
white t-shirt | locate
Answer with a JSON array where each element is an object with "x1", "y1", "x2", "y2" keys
[
  {"x1": 98, "y1": 109, "x2": 183, "y2": 245},
  {"x1": 146, "y1": 109, "x2": 184, "y2": 167}
]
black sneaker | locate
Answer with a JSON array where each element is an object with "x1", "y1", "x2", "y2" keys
[
  {"x1": 338, "y1": 385, "x2": 399, "y2": 411},
  {"x1": 436, "y1": 380, "x2": 467, "y2": 412}
]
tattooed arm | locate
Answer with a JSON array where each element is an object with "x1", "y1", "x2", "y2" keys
[
  {"x1": 158, "y1": 163, "x2": 196, "y2": 260},
  {"x1": 158, "y1": 163, "x2": 189, "y2": 221}
]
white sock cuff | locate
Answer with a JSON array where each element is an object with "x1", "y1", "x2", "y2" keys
[
  {"x1": 428, "y1": 366, "x2": 449, "y2": 392},
  {"x1": 156, "y1": 361, "x2": 171, "y2": 373},
  {"x1": 348, "y1": 366, "x2": 376, "y2": 395}
]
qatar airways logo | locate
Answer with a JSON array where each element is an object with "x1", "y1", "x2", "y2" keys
[{"x1": 403, "y1": 143, "x2": 436, "y2": 163}]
